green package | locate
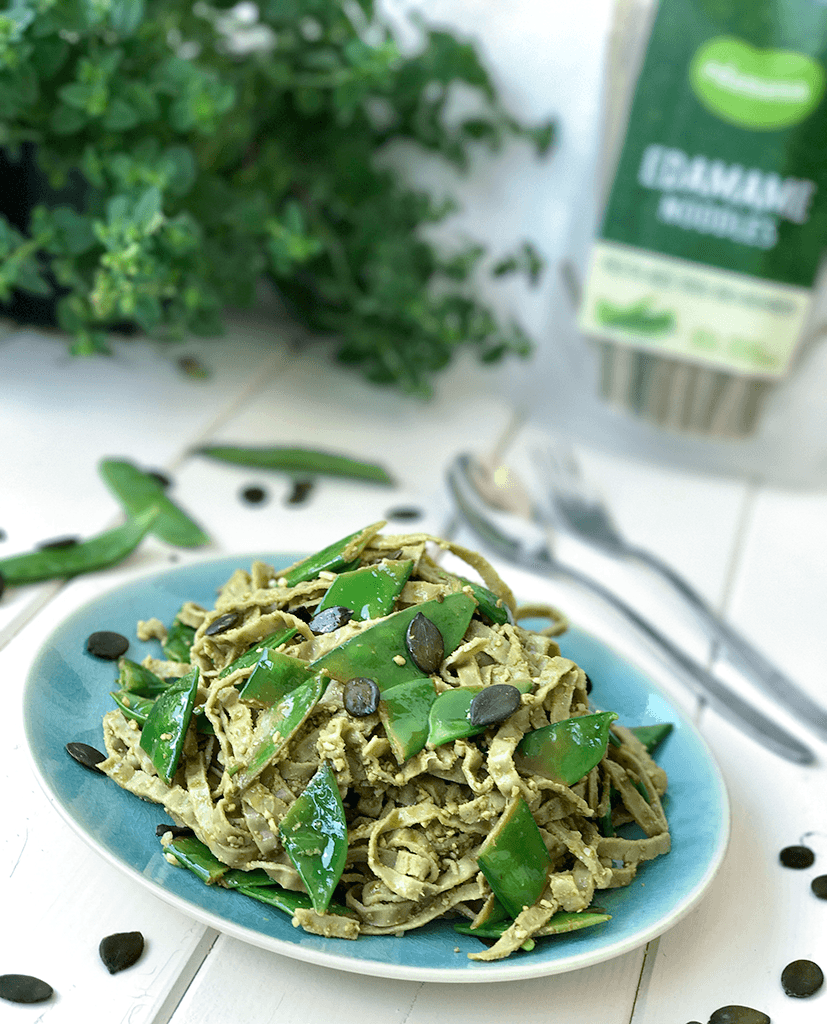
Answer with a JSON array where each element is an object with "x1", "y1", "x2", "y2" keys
[{"x1": 579, "y1": 0, "x2": 827, "y2": 379}]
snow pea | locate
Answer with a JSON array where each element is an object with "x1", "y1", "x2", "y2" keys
[
  {"x1": 165, "y1": 834, "x2": 229, "y2": 884},
  {"x1": 278, "y1": 761, "x2": 348, "y2": 914},
  {"x1": 110, "y1": 688, "x2": 155, "y2": 725},
  {"x1": 278, "y1": 522, "x2": 384, "y2": 587},
  {"x1": 164, "y1": 833, "x2": 354, "y2": 918},
  {"x1": 163, "y1": 612, "x2": 196, "y2": 662},
  {"x1": 455, "y1": 908, "x2": 611, "y2": 941},
  {"x1": 630, "y1": 722, "x2": 673, "y2": 754},
  {"x1": 514, "y1": 711, "x2": 618, "y2": 787},
  {"x1": 476, "y1": 796, "x2": 551, "y2": 919},
  {"x1": 231, "y1": 669, "x2": 329, "y2": 789},
  {"x1": 314, "y1": 559, "x2": 413, "y2": 621},
  {"x1": 311, "y1": 592, "x2": 477, "y2": 693},
  {"x1": 0, "y1": 507, "x2": 158, "y2": 586},
  {"x1": 378, "y1": 677, "x2": 439, "y2": 762},
  {"x1": 426, "y1": 680, "x2": 532, "y2": 748},
  {"x1": 117, "y1": 658, "x2": 170, "y2": 697},
  {"x1": 99, "y1": 458, "x2": 210, "y2": 548},
  {"x1": 431, "y1": 569, "x2": 512, "y2": 625},
  {"x1": 237, "y1": 646, "x2": 314, "y2": 706},
  {"x1": 195, "y1": 444, "x2": 395, "y2": 486},
  {"x1": 218, "y1": 627, "x2": 298, "y2": 678},
  {"x1": 139, "y1": 666, "x2": 199, "y2": 784}
]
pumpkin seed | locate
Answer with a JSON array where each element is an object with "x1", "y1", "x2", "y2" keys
[
  {"x1": 37, "y1": 535, "x2": 80, "y2": 550},
  {"x1": 309, "y1": 605, "x2": 353, "y2": 634},
  {"x1": 708, "y1": 1006, "x2": 770, "y2": 1024},
  {"x1": 781, "y1": 959, "x2": 823, "y2": 998},
  {"x1": 286, "y1": 479, "x2": 314, "y2": 505},
  {"x1": 468, "y1": 684, "x2": 522, "y2": 727},
  {"x1": 204, "y1": 612, "x2": 240, "y2": 636},
  {"x1": 66, "y1": 741, "x2": 106, "y2": 773},
  {"x1": 86, "y1": 630, "x2": 129, "y2": 660},
  {"x1": 155, "y1": 823, "x2": 195, "y2": 839},
  {"x1": 779, "y1": 844, "x2": 814, "y2": 868},
  {"x1": 240, "y1": 485, "x2": 268, "y2": 505},
  {"x1": 0, "y1": 974, "x2": 53, "y2": 1004},
  {"x1": 343, "y1": 677, "x2": 380, "y2": 717},
  {"x1": 811, "y1": 875, "x2": 827, "y2": 899},
  {"x1": 99, "y1": 931, "x2": 145, "y2": 974},
  {"x1": 405, "y1": 612, "x2": 444, "y2": 674}
]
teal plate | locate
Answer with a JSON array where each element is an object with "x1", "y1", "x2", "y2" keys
[{"x1": 24, "y1": 554, "x2": 729, "y2": 983}]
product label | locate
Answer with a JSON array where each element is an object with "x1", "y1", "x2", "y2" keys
[{"x1": 579, "y1": 0, "x2": 827, "y2": 377}]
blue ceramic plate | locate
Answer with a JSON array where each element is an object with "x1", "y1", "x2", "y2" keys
[{"x1": 24, "y1": 554, "x2": 729, "y2": 983}]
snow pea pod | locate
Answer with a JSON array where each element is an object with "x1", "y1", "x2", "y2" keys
[
  {"x1": 165, "y1": 834, "x2": 229, "y2": 884},
  {"x1": 314, "y1": 559, "x2": 413, "y2": 621},
  {"x1": 110, "y1": 688, "x2": 155, "y2": 725},
  {"x1": 99, "y1": 458, "x2": 210, "y2": 547},
  {"x1": 278, "y1": 522, "x2": 384, "y2": 587},
  {"x1": 378, "y1": 677, "x2": 439, "y2": 763},
  {"x1": 195, "y1": 445, "x2": 395, "y2": 486},
  {"x1": 514, "y1": 711, "x2": 618, "y2": 786},
  {"x1": 217, "y1": 627, "x2": 298, "y2": 678},
  {"x1": 231, "y1": 669, "x2": 329, "y2": 789},
  {"x1": 426, "y1": 681, "x2": 532, "y2": 749},
  {"x1": 237, "y1": 646, "x2": 314, "y2": 706},
  {"x1": 139, "y1": 666, "x2": 199, "y2": 784},
  {"x1": 630, "y1": 722, "x2": 673, "y2": 754},
  {"x1": 278, "y1": 762, "x2": 348, "y2": 914},
  {"x1": 312, "y1": 592, "x2": 477, "y2": 693},
  {"x1": 476, "y1": 796, "x2": 551, "y2": 919},
  {"x1": 455, "y1": 908, "x2": 611, "y2": 941},
  {"x1": 0, "y1": 507, "x2": 158, "y2": 585},
  {"x1": 163, "y1": 612, "x2": 196, "y2": 662},
  {"x1": 117, "y1": 658, "x2": 170, "y2": 696}
]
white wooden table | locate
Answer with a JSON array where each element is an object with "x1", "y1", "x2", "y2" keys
[{"x1": 2, "y1": 316, "x2": 826, "y2": 1024}]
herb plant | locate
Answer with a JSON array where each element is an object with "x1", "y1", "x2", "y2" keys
[{"x1": 0, "y1": 0, "x2": 553, "y2": 394}]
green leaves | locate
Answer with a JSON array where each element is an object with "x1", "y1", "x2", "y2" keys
[{"x1": 0, "y1": 0, "x2": 555, "y2": 394}]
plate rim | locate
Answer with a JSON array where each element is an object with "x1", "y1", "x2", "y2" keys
[{"x1": 23, "y1": 552, "x2": 731, "y2": 984}]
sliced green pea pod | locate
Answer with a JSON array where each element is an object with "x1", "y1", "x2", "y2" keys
[
  {"x1": 222, "y1": 867, "x2": 281, "y2": 889},
  {"x1": 454, "y1": 908, "x2": 611, "y2": 940},
  {"x1": 195, "y1": 444, "x2": 394, "y2": 486},
  {"x1": 218, "y1": 627, "x2": 298, "y2": 678},
  {"x1": 165, "y1": 834, "x2": 229, "y2": 884},
  {"x1": 231, "y1": 669, "x2": 328, "y2": 789},
  {"x1": 110, "y1": 688, "x2": 155, "y2": 725},
  {"x1": 477, "y1": 796, "x2": 551, "y2": 919},
  {"x1": 139, "y1": 666, "x2": 199, "y2": 784},
  {"x1": 278, "y1": 762, "x2": 348, "y2": 914},
  {"x1": 312, "y1": 592, "x2": 476, "y2": 693},
  {"x1": 230, "y1": 878, "x2": 353, "y2": 918},
  {"x1": 163, "y1": 613, "x2": 196, "y2": 662},
  {"x1": 315, "y1": 559, "x2": 413, "y2": 621},
  {"x1": 379, "y1": 677, "x2": 438, "y2": 763},
  {"x1": 431, "y1": 569, "x2": 512, "y2": 625},
  {"x1": 237, "y1": 647, "x2": 314, "y2": 706},
  {"x1": 629, "y1": 722, "x2": 673, "y2": 754},
  {"x1": 0, "y1": 507, "x2": 159, "y2": 585},
  {"x1": 118, "y1": 657, "x2": 170, "y2": 696},
  {"x1": 99, "y1": 458, "x2": 210, "y2": 547},
  {"x1": 278, "y1": 522, "x2": 384, "y2": 587},
  {"x1": 514, "y1": 711, "x2": 618, "y2": 786},
  {"x1": 426, "y1": 680, "x2": 532, "y2": 748}
]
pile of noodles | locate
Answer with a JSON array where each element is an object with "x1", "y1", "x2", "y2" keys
[{"x1": 99, "y1": 527, "x2": 670, "y2": 961}]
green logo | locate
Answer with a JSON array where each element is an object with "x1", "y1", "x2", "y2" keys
[{"x1": 690, "y1": 36, "x2": 825, "y2": 130}]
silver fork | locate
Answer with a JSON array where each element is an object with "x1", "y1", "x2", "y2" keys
[
  {"x1": 446, "y1": 452, "x2": 814, "y2": 764},
  {"x1": 531, "y1": 439, "x2": 827, "y2": 740}
]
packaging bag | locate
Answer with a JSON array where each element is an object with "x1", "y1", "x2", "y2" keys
[{"x1": 513, "y1": 0, "x2": 827, "y2": 486}]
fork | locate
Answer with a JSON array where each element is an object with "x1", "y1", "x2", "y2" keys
[{"x1": 530, "y1": 439, "x2": 827, "y2": 741}]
